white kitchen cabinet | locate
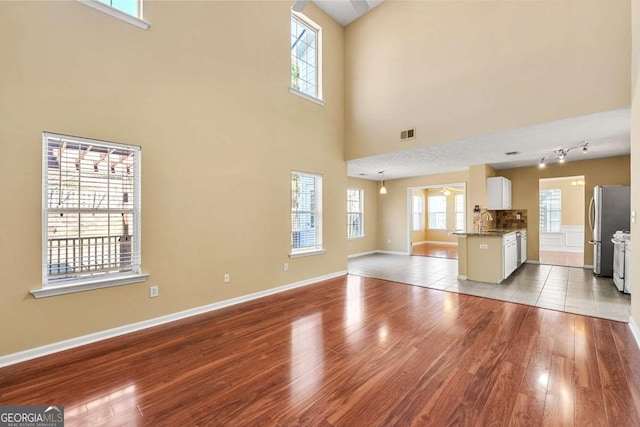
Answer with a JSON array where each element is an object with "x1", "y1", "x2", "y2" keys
[
  {"x1": 503, "y1": 232, "x2": 518, "y2": 278},
  {"x1": 487, "y1": 177, "x2": 512, "y2": 210}
]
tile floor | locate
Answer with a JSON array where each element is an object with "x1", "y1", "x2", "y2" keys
[{"x1": 348, "y1": 253, "x2": 631, "y2": 322}]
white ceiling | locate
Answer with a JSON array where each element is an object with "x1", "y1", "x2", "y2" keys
[
  {"x1": 312, "y1": 0, "x2": 384, "y2": 26},
  {"x1": 347, "y1": 109, "x2": 630, "y2": 181}
]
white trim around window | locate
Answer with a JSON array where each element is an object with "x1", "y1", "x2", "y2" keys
[
  {"x1": 76, "y1": 0, "x2": 150, "y2": 30},
  {"x1": 35, "y1": 132, "x2": 145, "y2": 298}
]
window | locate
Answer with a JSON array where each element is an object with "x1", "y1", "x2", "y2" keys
[
  {"x1": 76, "y1": 0, "x2": 149, "y2": 30},
  {"x1": 347, "y1": 189, "x2": 364, "y2": 239},
  {"x1": 540, "y1": 189, "x2": 561, "y2": 232},
  {"x1": 97, "y1": 0, "x2": 140, "y2": 17},
  {"x1": 39, "y1": 132, "x2": 143, "y2": 296},
  {"x1": 428, "y1": 195, "x2": 447, "y2": 230},
  {"x1": 412, "y1": 195, "x2": 424, "y2": 231},
  {"x1": 291, "y1": 171, "x2": 323, "y2": 254},
  {"x1": 455, "y1": 194, "x2": 465, "y2": 231},
  {"x1": 290, "y1": 13, "x2": 322, "y2": 101}
]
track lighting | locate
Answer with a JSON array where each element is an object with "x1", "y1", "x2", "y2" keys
[{"x1": 539, "y1": 141, "x2": 588, "y2": 166}]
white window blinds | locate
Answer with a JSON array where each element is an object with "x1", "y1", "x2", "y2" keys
[
  {"x1": 43, "y1": 132, "x2": 141, "y2": 286},
  {"x1": 291, "y1": 171, "x2": 323, "y2": 253}
]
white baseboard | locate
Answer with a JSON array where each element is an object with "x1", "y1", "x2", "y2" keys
[
  {"x1": 377, "y1": 250, "x2": 410, "y2": 256},
  {"x1": 0, "y1": 270, "x2": 347, "y2": 368},
  {"x1": 525, "y1": 260, "x2": 540, "y2": 265},
  {"x1": 457, "y1": 275, "x2": 467, "y2": 280},
  {"x1": 412, "y1": 240, "x2": 457, "y2": 246},
  {"x1": 583, "y1": 265, "x2": 593, "y2": 270},
  {"x1": 629, "y1": 317, "x2": 640, "y2": 351},
  {"x1": 347, "y1": 250, "x2": 377, "y2": 259}
]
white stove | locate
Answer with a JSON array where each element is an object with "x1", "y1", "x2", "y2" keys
[{"x1": 611, "y1": 231, "x2": 631, "y2": 293}]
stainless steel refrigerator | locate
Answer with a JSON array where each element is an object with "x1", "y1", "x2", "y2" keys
[{"x1": 589, "y1": 185, "x2": 630, "y2": 276}]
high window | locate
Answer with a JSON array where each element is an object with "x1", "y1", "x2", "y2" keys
[
  {"x1": 347, "y1": 188, "x2": 364, "y2": 239},
  {"x1": 77, "y1": 0, "x2": 149, "y2": 30},
  {"x1": 41, "y1": 132, "x2": 142, "y2": 294},
  {"x1": 540, "y1": 189, "x2": 561, "y2": 232},
  {"x1": 428, "y1": 195, "x2": 447, "y2": 230},
  {"x1": 97, "y1": 0, "x2": 141, "y2": 17},
  {"x1": 290, "y1": 13, "x2": 322, "y2": 100},
  {"x1": 412, "y1": 195, "x2": 424, "y2": 231},
  {"x1": 291, "y1": 171, "x2": 323, "y2": 254},
  {"x1": 455, "y1": 194, "x2": 465, "y2": 230}
]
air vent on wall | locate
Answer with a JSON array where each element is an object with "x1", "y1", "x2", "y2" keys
[{"x1": 400, "y1": 128, "x2": 416, "y2": 141}]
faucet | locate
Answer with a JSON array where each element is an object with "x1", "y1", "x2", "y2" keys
[{"x1": 479, "y1": 211, "x2": 494, "y2": 233}]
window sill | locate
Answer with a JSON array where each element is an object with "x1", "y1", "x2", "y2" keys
[
  {"x1": 76, "y1": 0, "x2": 150, "y2": 30},
  {"x1": 289, "y1": 249, "x2": 326, "y2": 258},
  {"x1": 31, "y1": 273, "x2": 149, "y2": 298},
  {"x1": 289, "y1": 88, "x2": 325, "y2": 106},
  {"x1": 348, "y1": 235, "x2": 366, "y2": 240}
]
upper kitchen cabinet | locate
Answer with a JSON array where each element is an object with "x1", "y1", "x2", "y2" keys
[{"x1": 487, "y1": 177, "x2": 512, "y2": 210}]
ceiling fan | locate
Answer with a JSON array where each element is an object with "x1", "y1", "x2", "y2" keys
[
  {"x1": 439, "y1": 187, "x2": 463, "y2": 196},
  {"x1": 292, "y1": 0, "x2": 370, "y2": 15}
]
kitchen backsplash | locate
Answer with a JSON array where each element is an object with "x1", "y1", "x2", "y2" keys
[{"x1": 494, "y1": 209, "x2": 528, "y2": 229}]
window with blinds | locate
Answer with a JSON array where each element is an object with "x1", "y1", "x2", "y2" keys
[
  {"x1": 412, "y1": 195, "x2": 424, "y2": 231},
  {"x1": 428, "y1": 195, "x2": 447, "y2": 230},
  {"x1": 540, "y1": 189, "x2": 561, "y2": 232},
  {"x1": 347, "y1": 188, "x2": 364, "y2": 238},
  {"x1": 291, "y1": 171, "x2": 323, "y2": 253},
  {"x1": 43, "y1": 132, "x2": 141, "y2": 287}
]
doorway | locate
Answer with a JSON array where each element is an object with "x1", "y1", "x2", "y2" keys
[
  {"x1": 408, "y1": 183, "x2": 465, "y2": 259},
  {"x1": 538, "y1": 176, "x2": 585, "y2": 267}
]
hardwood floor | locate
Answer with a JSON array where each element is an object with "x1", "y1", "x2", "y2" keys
[
  {"x1": 2, "y1": 274, "x2": 639, "y2": 426},
  {"x1": 412, "y1": 242, "x2": 459, "y2": 259}
]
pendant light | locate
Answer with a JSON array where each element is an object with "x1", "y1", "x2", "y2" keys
[{"x1": 379, "y1": 171, "x2": 387, "y2": 195}]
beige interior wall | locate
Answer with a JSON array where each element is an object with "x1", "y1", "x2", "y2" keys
[
  {"x1": 345, "y1": 0, "x2": 631, "y2": 160},
  {"x1": 410, "y1": 189, "x2": 427, "y2": 243},
  {"x1": 0, "y1": 1, "x2": 346, "y2": 356},
  {"x1": 499, "y1": 156, "x2": 630, "y2": 266},
  {"x1": 468, "y1": 164, "x2": 496, "y2": 230},
  {"x1": 631, "y1": 0, "x2": 639, "y2": 324},
  {"x1": 347, "y1": 177, "x2": 379, "y2": 256},
  {"x1": 539, "y1": 177, "x2": 586, "y2": 226},
  {"x1": 377, "y1": 171, "x2": 468, "y2": 253}
]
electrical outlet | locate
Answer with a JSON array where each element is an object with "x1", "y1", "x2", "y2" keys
[
  {"x1": 387, "y1": 239, "x2": 391, "y2": 244},
  {"x1": 479, "y1": 244, "x2": 488, "y2": 250},
  {"x1": 224, "y1": 274, "x2": 230, "y2": 283},
  {"x1": 284, "y1": 263, "x2": 289, "y2": 271},
  {"x1": 149, "y1": 285, "x2": 159, "y2": 298}
]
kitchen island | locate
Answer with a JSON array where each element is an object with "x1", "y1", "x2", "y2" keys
[{"x1": 454, "y1": 228, "x2": 527, "y2": 284}]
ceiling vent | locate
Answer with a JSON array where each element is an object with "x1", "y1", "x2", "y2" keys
[{"x1": 400, "y1": 128, "x2": 416, "y2": 141}]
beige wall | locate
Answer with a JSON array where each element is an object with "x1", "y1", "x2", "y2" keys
[
  {"x1": 411, "y1": 189, "x2": 428, "y2": 243},
  {"x1": 499, "y1": 156, "x2": 630, "y2": 266},
  {"x1": 345, "y1": 0, "x2": 631, "y2": 160},
  {"x1": 631, "y1": 0, "x2": 640, "y2": 324},
  {"x1": 347, "y1": 177, "x2": 379, "y2": 256},
  {"x1": 0, "y1": 2, "x2": 346, "y2": 356},
  {"x1": 540, "y1": 177, "x2": 586, "y2": 226},
  {"x1": 377, "y1": 172, "x2": 468, "y2": 253},
  {"x1": 468, "y1": 164, "x2": 496, "y2": 230}
]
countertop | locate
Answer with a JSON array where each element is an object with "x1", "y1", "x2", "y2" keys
[{"x1": 453, "y1": 227, "x2": 526, "y2": 237}]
